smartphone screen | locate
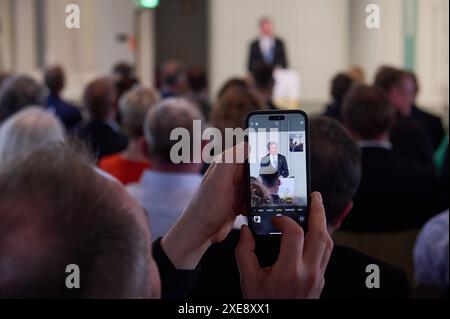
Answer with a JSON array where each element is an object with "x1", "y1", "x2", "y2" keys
[{"x1": 246, "y1": 110, "x2": 310, "y2": 236}]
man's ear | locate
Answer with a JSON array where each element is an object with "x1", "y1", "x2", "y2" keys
[{"x1": 334, "y1": 201, "x2": 353, "y2": 230}]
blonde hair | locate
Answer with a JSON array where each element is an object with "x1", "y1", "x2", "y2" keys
[
  {"x1": 0, "y1": 107, "x2": 65, "y2": 167},
  {"x1": 119, "y1": 87, "x2": 160, "y2": 138}
]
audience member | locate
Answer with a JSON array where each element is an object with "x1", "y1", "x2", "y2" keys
[
  {"x1": 0, "y1": 107, "x2": 65, "y2": 168},
  {"x1": 127, "y1": 98, "x2": 204, "y2": 239},
  {"x1": 341, "y1": 85, "x2": 438, "y2": 231},
  {"x1": 99, "y1": 87, "x2": 159, "y2": 184},
  {"x1": 251, "y1": 62, "x2": 277, "y2": 110},
  {"x1": 186, "y1": 67, "x2": 211, "y2": 121},
  {"x1": 77, "y1": 77, "x2": 128, "y2": 160},
  {"x1": 189, "y1": 116, "x2": 410, "y2": 299},
  {"x1": 43, "y1": 65, "x2": 82, "y2": 131},
  {"x1": 414, "y1": 210, "x2": 449, "y2": 294},
  {"x1": 211, "y1": 87, "x2": 264, "y2": 141},
  {"x1": 0, "y1": 143, "x2": 332, "y2": 299},
  {"x1": 159, "y1": 61, "x2": 186, "y2": 98},
  {"x1": 112, "y1": 61, "x2": 139, "y2": 100},
  {"x1": 374, "y1": 66, "x2": 434, "y2": 164},
  {"x1": 323, "y1": 72, "x2": 353, "y2": 121},
  {"x1": 0, "y1": 75, "x2": 42, "y2": 123},
  {"x1": 217, "y1": 78, "x2": 250, "y2": 100},
  {"x1": 404, "y1": 71, "x2": 445, "y2": 150}
]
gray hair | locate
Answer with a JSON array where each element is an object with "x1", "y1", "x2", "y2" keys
[
  {"x1": 0, "y1": 107, "x2": 65, "y2": 167},
  {"x1": 118, "y1": 86, "x2": 160, "y2": 138},
  {"x1": 144, "y1": 97, "x2": 203, "y2": 163}
]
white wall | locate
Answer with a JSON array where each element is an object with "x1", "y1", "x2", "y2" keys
[
  {"x1": 209, "y1": 0, "x2": 350, "y2": 105},
  {"x1": 44, "y1": 0, "x2": 137, "y2": 101}
]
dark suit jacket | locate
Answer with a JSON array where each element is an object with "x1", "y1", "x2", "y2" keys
[
  {"x1": 77, "y1": 120, "x2": 128, "y2": 160},
  {"x1": 411, "y1": 105, "x2": 445, "y2": 150},
  {"x1": 341, "y1": 147, "x2": 439, "y2": 232},
  {"x1": 188, "y1": 229, "x2": 410, "y2": 299},
  {"x1": 260, "y1": 153, "x2": 289, "y2": 178},
  {"x1": 46, "y1": 94, "x2": 82, "y2": 132},
  {"x1": 248, "y1": 37, "x2": 288, "y2": 71},
  {"x1": 391, "y1": 116, "x2": 434, "y2": 165}
]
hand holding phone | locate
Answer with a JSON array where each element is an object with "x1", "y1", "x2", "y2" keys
[
  {"x1": 245, "y1": 110, "x2": 311, "y2": 236},
  {"x1": 235, "y1": 192, "x2": 333, "y2": 299}
]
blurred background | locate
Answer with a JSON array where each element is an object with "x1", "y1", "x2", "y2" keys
[{"x1": 0, "y1": 0, "x2": 448, "y2": 123}]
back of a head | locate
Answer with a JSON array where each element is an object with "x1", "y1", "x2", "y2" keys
[
  {"x1": 259, "y1": 166, "x2": 279, "y2": 189},
  {"x1": 119, "y1": 87, "x2": 160, "y2": 138},
  {"x1": 0, "y1": 75, "x2": 42, "y2": 123},
  {"x1": 331, "y1": 73, "x2": 353, "y2": 103},
  {"x1": 161, "y1": 61, "x2": 185, "y2": 88},
  {"x1": 83, "y1": 77, "x2": 116, "y2": 120},
  {"x1": 342, "y1": 85, "x2": 395, "y2": 140},
  {"x1": 44, "y1": 65, "x2": 65, "y2": 95},
  {"x1": 374, "y1": 66, "x2": 404, "y2": 92},
  {"x1": 113, "y1": 61, "x2": 135, "y2": 79},
  {"x1": 251, "y1": 63, "x2": 274, "y2": 91},
  {"x1": 144, "y1": 97, "x2": 203, "y2": 163},
  {"x1": 212, "y1": 87, "x2": 264, "y2": 134},
  {"x1": 217, "y1": 78, "x2": 249, "y2": 99},
  {"x1": 187, "y1": 67, "x2": 207, "y2": 93},
  {"x1": 310, "y1": 116, "x2": 362, "y2": 225},
  {"x1": 0, "y1": 145, "x2": 151, "y2": 298},
  {"x1": 0, "y1": 107, "x2": 65, "y2": 167}
]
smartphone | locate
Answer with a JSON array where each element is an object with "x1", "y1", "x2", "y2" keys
[{"x1": 245, "y1": 110, "x2": 310, "y2": 236}]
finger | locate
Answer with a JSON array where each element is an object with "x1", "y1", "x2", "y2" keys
[
  {"x1": 235, "y1": 225, "x2": 260, "y2": 279},
  {"x1": 272, "y1": 216, "x2": 304, "y2": 270},
  {"x1": 303, "y1": 192, "x2": 333, "y2": 270},
  {"x1": 232, "y1": 163, "x2": 247, "y2": 215}
]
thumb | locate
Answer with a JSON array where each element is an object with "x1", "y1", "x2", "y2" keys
[{"x1": 235, "y1": 225, "x2": 260, "y2": 278}]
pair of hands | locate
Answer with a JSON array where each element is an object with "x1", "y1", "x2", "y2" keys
[{"x1": 161, "y1": 143, "x2": 333, "y2": 299}]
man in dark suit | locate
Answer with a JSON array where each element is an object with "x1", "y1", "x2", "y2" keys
[
  {"x1": 341, "y1": 85, "x2": 439, "y2": 232},
  {"x1": 374, "y1": 66, "x2": 435, "y2": 164},
  {"x1": 247, "y1": 17, "x2": 288, "y2": 72},
  {"x1": 405, "y1": 71, "x2": 445, "y2": 150},
  {"x1": 44, "y1": 65, "x2": 82, "y2": 132},
  {"x1": 188, "y1": 117, "x2": 411, "y2": 299},
  {"x1": 78, "y1": 78, "x2": 128, "y2": 160},
  {"x1": 260, "y1": 141, "x2": 289, "y2": 178}
]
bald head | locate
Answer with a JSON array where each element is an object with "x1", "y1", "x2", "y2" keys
[
  {"x1": 0, "y1": 145, "x2": 158, "y2": 298},
  {"x1": 144, "y1": 98, "x2": 203, "y2": 163}
]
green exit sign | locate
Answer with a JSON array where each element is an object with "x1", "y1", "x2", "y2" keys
[{"x1": 139, "y1": 0, "x2": 159, "y2": 9}]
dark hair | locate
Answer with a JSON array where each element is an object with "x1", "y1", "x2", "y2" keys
[
  {"x1": 260, "y1": 170, "x2": 280, "y2": 189},
  {"x1": 83, "y1": 77, "x2": 116, "y2": 120},
  {"x1": 404, "y1": 70, "x2": 419, "y2": 94},
  {"x1": 374, "y1": 66, "x2": 404, "y2": 92},
  {"x1": 342, "y1": 85, "x2": 395, "y2": 139},
  {"x1": 217, "y1": 78, "x2": 249, "y2": 99},
  {"x1": 0, "y1": 145, "x2": 150, "y2": 298},
  {"x1": 251, "y1": 63, "x2": 274, "y2": 90},
  {"x1": 331, "y1": 73, "x2": 353, "y2": 102},
  {"x1": 187, "y1": 67, "x2": 207, "y2": 93},
  {"x1": 310, "y1": 116, "x2": 362, "y2": 225},
  {"x1": 0, "y1": 75, "x2": 42, "y2": 123},
  {"x1": 267, "y1": 141, "x2": 277, "y2": 151},
  {"x1": 44, "y1": 65, "x2": 65, "y2": 94}
]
